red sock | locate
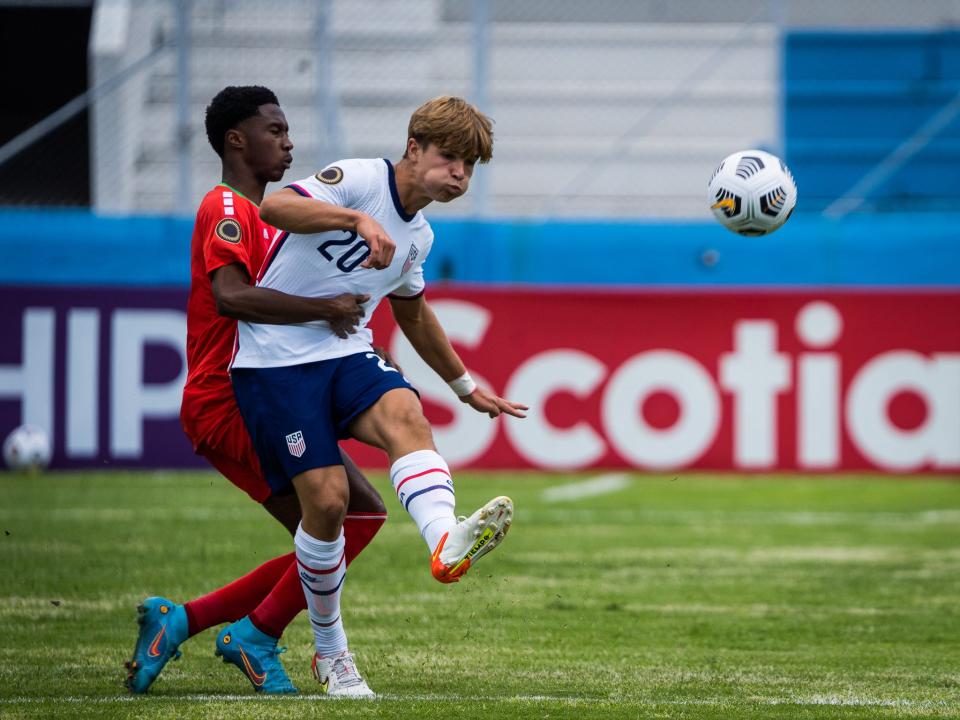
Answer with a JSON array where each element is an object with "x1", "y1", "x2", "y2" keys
[
  {"x1": 184, "y1": 552, "x2": 293, "y2": 637},
  {"x1": 247, "y1": 561, "x2": 304, "y2": 639},
  {"x1": 249, "y1": 512, "x2": 386, "y2": 638},
  {"x1": 343, "y1": 512, "x2": 387, "y2": 565}
]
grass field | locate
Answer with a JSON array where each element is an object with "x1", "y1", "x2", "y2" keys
[{"x1": 0, "y1": 470, "x2": 958, "y2": 719}]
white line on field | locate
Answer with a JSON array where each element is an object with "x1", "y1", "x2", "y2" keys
[
  {"x1": 0, "y1": 695, "x2": 593, "y2": 704},
  {"x1": 0, "y1": 694, "x2": 951, "y2": 708},
  {"x1": 525, "y1": 508, "x2": 960, "y2": 525},
  {"x1": 542, "y1": 473, "x2": 631, "y2": 503}
]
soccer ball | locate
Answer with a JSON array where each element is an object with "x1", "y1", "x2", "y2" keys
[
  {"x1": 708, "y1": 149, "x2": 797, "y2": 236},
  {"x1": 2, "y1": 424, "x2": 52, "y2": 472}
]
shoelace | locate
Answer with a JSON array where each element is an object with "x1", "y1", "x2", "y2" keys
[
  {"x1": 333, "y1": 653, "x2": 365, "y2": 687},
  {"x1": 263, "y1": 645, "x2": 287, "y2": 667}
]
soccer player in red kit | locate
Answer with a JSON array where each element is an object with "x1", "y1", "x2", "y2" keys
[{"x1": 125, "y1": 86, "x2": 392, "y2": 695}]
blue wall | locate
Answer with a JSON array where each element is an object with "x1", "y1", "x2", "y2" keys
[
  {"x1": 0, "y1": 210, "x2": 957, "y2": 287},
  {"x1": 786, "y1": 31, "x2": 960, "y2": 212}
]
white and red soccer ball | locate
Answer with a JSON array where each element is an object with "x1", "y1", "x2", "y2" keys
[{"x1": 708, "y1": 149, "x2": 797, "y2": 236}]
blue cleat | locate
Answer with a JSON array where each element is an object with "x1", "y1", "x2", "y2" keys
[
  {"x1": 124, "y1": 596, "x2": 188, "y2": 693},
  {"x1": 215, "y1": 616, "x2": 298, "y2": 694}
]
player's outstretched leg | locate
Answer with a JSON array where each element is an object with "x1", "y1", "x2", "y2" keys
[
  {"x1": 124, "y1": 597, "x2": 188, "y2": 693},
  {"x1": 389, "y1": 449, "x2": 513, "y2": 583},
  {"x1": 215, "y1": 616, "x2": 298, "y2": 694},
  {"x1": 431, "y1": 495, "x2": 513, "y2": 583}
]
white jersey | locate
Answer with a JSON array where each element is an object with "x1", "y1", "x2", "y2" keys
[{"x1": 231, "y1": 158, "x2": 434, "y2": 369}]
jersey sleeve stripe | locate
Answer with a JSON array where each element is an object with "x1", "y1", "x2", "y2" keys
[
  {"x1": 256, "y1": 231, "x2": 290, "y2": 283},
  {"x1": 286, "y1": 183, "x2": 312, "y2": 198}
]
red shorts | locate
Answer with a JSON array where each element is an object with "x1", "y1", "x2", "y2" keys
[{"x1": 194, "y1": 411, "x2": 272, "y2": 504}]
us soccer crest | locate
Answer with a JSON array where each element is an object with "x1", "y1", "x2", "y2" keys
[
  {"x1": 402, "y1": 244, "x2": 419, "y2": 273},
  {"x1": 285, "y1": 431, "x2": 306, "y2": 458}
]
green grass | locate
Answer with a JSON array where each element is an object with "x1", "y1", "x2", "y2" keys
[{"x1": 0, "y1": 470, "x2": 958, "y2": 719}]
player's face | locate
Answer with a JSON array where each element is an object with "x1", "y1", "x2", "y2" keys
[
  {"x1": 412, "y1": 142, "x2": 475, "y2": 203},
  {"x1": 240, "y1": 104, "x2": 293, "y2": 183}
]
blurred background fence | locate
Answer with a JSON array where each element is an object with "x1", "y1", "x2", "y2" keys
[{"x1": 4, "y1": 0, "x2": 960, "y2": 218}]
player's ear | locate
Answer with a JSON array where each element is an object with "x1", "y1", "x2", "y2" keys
[
  {"x1": 225, "y1": 128, "x2": 245, "y2": 153},
  {"x1": 405, "y1": 137, "x2": 421, "y2": 161}
]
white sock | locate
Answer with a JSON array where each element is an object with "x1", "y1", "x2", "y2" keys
[
  {"x1": 295, "y1": 524, "x2": 348, "y2": 657},
  {"x1": 390, "y1": 449, "x2": 457, "y2": 552}
]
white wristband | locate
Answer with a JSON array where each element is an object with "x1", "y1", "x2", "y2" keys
[{"x1": 448, "y1": 372, "x2": 477, "y2": 397}]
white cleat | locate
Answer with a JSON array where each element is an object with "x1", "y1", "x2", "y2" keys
[
  {"x1": 312, "y1": 650, "x2": 375, "y2": 699},
  {"x1": 431, "y1": 495, "x2": 513, "y2": 583}
]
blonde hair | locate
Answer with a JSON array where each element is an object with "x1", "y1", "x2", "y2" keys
[{"x1": 406, "y1": 96, "x2": 494, "y2": 164}]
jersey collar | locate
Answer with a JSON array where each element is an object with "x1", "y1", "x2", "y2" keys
[
  {"x1": 218, "y1": 182, "x2": 258, "y2": 206},
  {"x1": 384, "y1": 159, "x2": 416, "y2": 223}
]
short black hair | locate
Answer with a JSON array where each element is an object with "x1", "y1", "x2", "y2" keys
[{"x1": 205, "y1": 85, "x2": 280, "y2": 158}]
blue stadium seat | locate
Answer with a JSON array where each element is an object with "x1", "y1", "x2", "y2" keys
[{"x1": 785, "y1": 31, "x2": 960, "y2": 212}]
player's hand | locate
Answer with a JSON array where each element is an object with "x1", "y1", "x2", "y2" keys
[
  {"x1": 372, "y1": 345, "x2": 404, "y2": 375},
  {"x1": 325, "y1": 293, "x2": 369, "y2": 338},
  {"x1": 460, "y1": 387, "x2": 528, "y2": 419},
  {"x1": 357, "y1": 215, "x2": 396, "y2": 270}
]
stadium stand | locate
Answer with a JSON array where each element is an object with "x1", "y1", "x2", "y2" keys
[
  {"x1": 85, "y1": 0, "x2": 960, "y2": 218},
  {"x1": 90, "y1": 0, "x2": 778, "y2": 217}
]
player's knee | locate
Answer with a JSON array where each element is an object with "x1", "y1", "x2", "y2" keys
[
  {"x1": 302, "y1": 491, "x2": 347, "y2": 529},
  {"x1": 296, "y1": 471, "x2": 348, "y2": 530},
  {"x1": 262, "y1": 492, "x2": 302, "y2": 535},
  {"x1": 317, "y1": 496, "x2": 348, "y2": 527},
  {"x1": 387, "y1": 405, "x2": 433, "y2": 448},
  {"x1": 370, "y1": 493, "x2": 387, "y2": 515}
]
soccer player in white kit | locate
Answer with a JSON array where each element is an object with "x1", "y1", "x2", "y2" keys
[{"x1": 230, "y1": 96, "x2": 527, "y2": 697}]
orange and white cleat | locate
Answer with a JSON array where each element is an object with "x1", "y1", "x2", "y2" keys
[{"x1": 431, "y1": 496, "x2": 513, "y2": 583}]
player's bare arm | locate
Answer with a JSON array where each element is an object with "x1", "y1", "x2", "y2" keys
[
  {"x1": 260, "y1": 188, "x2": 396, "y2": 270},
  {"x1": 389, "y1": 295, "x2": 528, "y2": 419},
  {"x1": 211, "y1": 262, "x2": 368, "y2": 337}
]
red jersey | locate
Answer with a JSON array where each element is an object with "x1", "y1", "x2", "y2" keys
[{"x1": 180, "y1": 184, "x2": 276, "y2": 448}]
